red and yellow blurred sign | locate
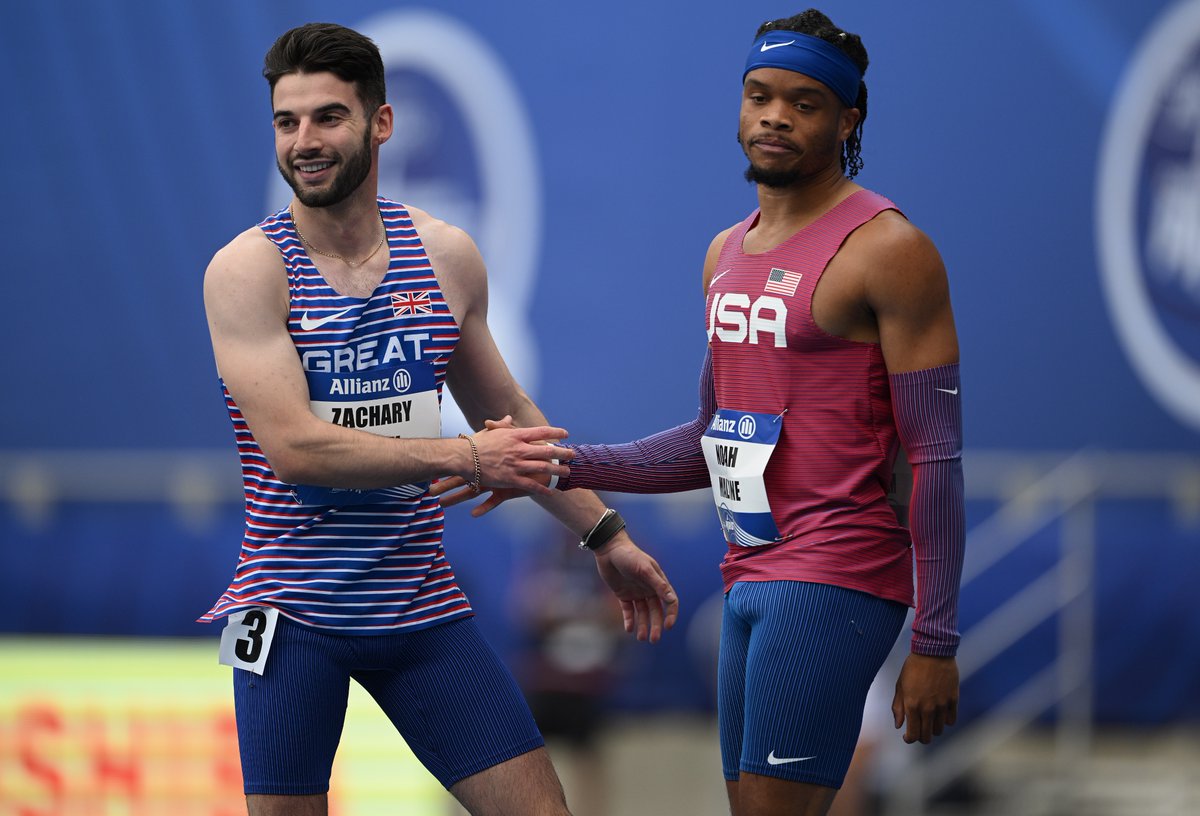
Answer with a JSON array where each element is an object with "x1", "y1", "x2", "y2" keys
[{"x1": 0, "y1": 638, "x2": 449, "y2": 815}]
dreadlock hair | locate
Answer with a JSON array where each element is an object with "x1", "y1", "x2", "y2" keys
[
  {"x1": 263, "y1": 23, "x2": 387, "y2": 119},
  {"x1": 756, "y1": 10, "x2": 869, "y2": 178}
]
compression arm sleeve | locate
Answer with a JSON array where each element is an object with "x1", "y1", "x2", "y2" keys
[
  {"x1": 890, "y1": 363, "x2": 966, "y2": 657},
  {"x1": 557, "y1": 348, "x2": 715, "y2": 493}
]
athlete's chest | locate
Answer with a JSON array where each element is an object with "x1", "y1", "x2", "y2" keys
[
  {"x1": 809, "y1": 252, "x2": 878, "y2": 343},
  {"x1": 705, "y1": 261, "x2": 801, "y2": 350},
  {"x1": 312, "y1": 256, "x2": 390, "y2": 300},
  {"x1": 706, "y1": 246, "x2": 876, "y2": 349}
]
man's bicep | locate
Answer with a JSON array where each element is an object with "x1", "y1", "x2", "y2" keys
[
  {"x1": 203, "y1": 243, "x2": 314, "y2": 444},
  {"x1": 213, "y1": 327, "x2": 311, "y2": 419},
  {"x1": 873, "y1": 231, "x2": 960, "y2": 374},
  {"x1": 430, "y1": 225, "x2": 535, "y2": 427},
  {"x1": 444, "y1": 310, "x2": 532, "y2": 428},
  {"x1": 879, "y1": 289, "x2": 959, "y2": 374}
]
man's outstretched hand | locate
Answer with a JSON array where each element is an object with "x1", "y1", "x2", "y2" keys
[
  {"x1": 431, "y1": 416, "x2": 562, "y2": 514},
  {"x1": 429, "y1": 419, "x2": 677, "y2": 642}
]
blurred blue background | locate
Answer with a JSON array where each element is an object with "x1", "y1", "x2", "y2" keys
[{"x1": 2, "y1": 0, "x2": 1199, "y2": 734}]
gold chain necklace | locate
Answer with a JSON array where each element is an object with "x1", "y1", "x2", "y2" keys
[{"x1": 289, "y1": 206, "x2": 387, "y2": 268}]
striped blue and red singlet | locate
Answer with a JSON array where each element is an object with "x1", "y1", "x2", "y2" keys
[{"x1": 201, "y1": 198, "x2": 471, "y2": 635}]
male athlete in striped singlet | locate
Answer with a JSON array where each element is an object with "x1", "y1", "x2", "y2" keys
[
  {"x1": 200, "y1": 23, "x2": 676, "y2": 816},
  {"x1": 439, "y1": 9, "x2": 965, "y2": 816}
]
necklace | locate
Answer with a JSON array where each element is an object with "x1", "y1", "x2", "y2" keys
[{"x1": 289, "y1": 206, "x2": 387, "y2": 268}]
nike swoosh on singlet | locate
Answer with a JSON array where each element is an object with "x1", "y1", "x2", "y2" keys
[
  {"x1": 767, "y1": 751, "x2": 817, "y2": 765},
  {"x1": 761, "y1": 40, "x2": 795, "y2": 51},
  {"x1": 935, "y1": 387, "x2": 959, "y2": 395},
  {"x1": 300, "y1": 307, "x2": 355, "y2": 331},
  {"x1": 710, "y1": 269, "x2": 732, "y2": 287}
]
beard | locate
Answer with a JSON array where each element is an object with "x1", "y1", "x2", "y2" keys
[
  {"x1": 743, "y1": 161, "x2": 804, "y2": 189},
  {"x1": 739, "y1": 130, "x2": 844, "y2": 188},
  {"x1": 739, "y1": 132, "x2": 804, "y2": 189},
  {"x1": 277, "y1": 127, "x2": 373, "y2": 208}
]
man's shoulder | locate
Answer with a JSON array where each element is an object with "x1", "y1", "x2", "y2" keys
[
  {"x1": 843, "y1": 205, "x2": 947, "y2": 297},
  {"x1": 701, "y1": 223, "x2": 745, "y2": 290},
  {"x1": 214, "y1": 224, "x2": 279, "y2": 260},
  {"x1": 707, "y1": 220, "x2": 747, "y2": 257},
  {"x1": 404, "y1": 204, "x2": 481, "y2": 265},
  {"x1": 206, "y1": 225, "x2": 284, "y2": 285},
  {"x1": 405, "y1": 204, "x2": 464, "y2": 240},
  {"x1": 854, "y1": 206, "x2": 937, "y2": 259}
]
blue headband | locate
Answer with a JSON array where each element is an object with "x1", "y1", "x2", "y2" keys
[{"x1": 743, "y1": 31, "x2": 862, "y2": 108}]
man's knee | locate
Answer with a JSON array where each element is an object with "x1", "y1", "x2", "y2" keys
[
  {"x1": 729, "y1": 772, "x2": 838, "y2": 816},
  {"x1": 449, "y1": 747, "x2": 570, "y2": 816},
  {"x1": 245, "y1": 793, "x2": 328, "y2": 816}
]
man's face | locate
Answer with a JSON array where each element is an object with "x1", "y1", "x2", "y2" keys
[
  {"x1": 272, "y1": 71, "x2": 377, "y2": 207},
  {"x1": 738, "y1": 67, "x2": 859, "y2": 188}
]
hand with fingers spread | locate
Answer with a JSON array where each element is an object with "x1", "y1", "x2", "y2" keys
[
  {"x1": 892, "y1": 652, "x2": 959, "y2": 744},
  {"x1": 589, "y1": 532, "x2": 679, "y2": 643},
  {"x1": 429, "y1": 468, "x2": 476, "y2": 508},
  {"x1": 433, "y1": 481, "x2": 526, "y2": 516}
]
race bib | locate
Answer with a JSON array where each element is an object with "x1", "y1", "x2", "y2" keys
[
  {"x1": 701, "y1": 408, "x2": 784, "y2": 547},
  {"x1": 293, "y1": 362, "x2": 441, "y2": 506},
  {"x1": 217, "y1": 607, "x2": 279, "y2": 675}
]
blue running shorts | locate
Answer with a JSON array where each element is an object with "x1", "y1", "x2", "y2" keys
[
  {"x1": 718, "y1": 581, "x2": 907, "y2": 788},
  {"x1": 233, "y1": 615, "x2": 544, "y2": 794}
]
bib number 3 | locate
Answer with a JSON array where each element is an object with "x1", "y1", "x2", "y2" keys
[{"x1": 218, "y1": 607, "x2": 279, "y2": 675}]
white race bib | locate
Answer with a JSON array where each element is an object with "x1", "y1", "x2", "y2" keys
[
  {"x1": 293, "y1": 362, "x2": 441, "y2": 505},
  {"x1": 701, "y1": 408, "x2": 784, "y2": 547},
  {"x1": 217, "y1": 607, "x2": 280, "y2": 675}
]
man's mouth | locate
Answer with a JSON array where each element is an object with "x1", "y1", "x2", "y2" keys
[
  {"x1": 295, "y1": 160, "x2": 334, "y2": 176},
  {"x1": 750, "y1": 138, "x2": 796, "y2": 153}
]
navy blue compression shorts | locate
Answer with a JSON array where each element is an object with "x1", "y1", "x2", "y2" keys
[
  {"x1": 233, "y1": 615, "x2": 544, "y2": 794},
  {"x1": 718, "y1": 581, "x2": 907, "y2": 788}
]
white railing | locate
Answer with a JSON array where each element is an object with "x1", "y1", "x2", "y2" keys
[
  {"x1": 883, "y1": 449, "x2": 1200, "y2": 816},
  {"x1": 0, "y1": 448, "x2": 239, "y2": 532}
]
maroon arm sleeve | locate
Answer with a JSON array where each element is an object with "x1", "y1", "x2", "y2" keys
[
  {"x1": 889, "y1": 363, "x2": 966, "y2": 657},
  {"x1": 558, "y1": 348, "x2": 715, "y2": 494}
]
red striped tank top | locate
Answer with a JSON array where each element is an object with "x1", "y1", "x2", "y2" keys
[
  {"x1": 706, "y1": 189, "x2": 914, "y2": 606},
  {"x1": 200, "y1": 198, "x2": 473, "y2": 634}
]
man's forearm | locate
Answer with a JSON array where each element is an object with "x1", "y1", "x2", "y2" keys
[{"x1": 558, "y1": 347, "x2": 716, "y2": 494}]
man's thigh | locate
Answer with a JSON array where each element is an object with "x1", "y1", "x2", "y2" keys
[
  {"x1": 355, "y1": 616, "x2": 546, "y2": 790},
  {"x1": 234, "y1": 618, "x2": 353, "y2": 796},
  {"x1": 722, "y1": 581, "x2": 906, "y2": 788}
]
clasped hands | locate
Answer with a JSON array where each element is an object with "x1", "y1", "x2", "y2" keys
[
  {"x1": 431, "y1": 416, "x2": 568, "y2": 515},
  {"x1": 432, "y1": 417, "x2": 679, "y2": 644}
]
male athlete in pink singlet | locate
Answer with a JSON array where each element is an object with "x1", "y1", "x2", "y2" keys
[{"x1": 439, "y1": 9, "x2": 964, "y2": 816}]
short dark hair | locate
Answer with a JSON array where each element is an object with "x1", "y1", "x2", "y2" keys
[
  {"x1": 263, "y1": 22, "x2": 386, "y2": 116},
  {"x1": 755, "y1": 10, "x2": 869, "y2": 178}
]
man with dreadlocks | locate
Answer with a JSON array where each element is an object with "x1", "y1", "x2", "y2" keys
[{"x1": 439, "y1": 8, "x2": 965, "y2": 815}]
